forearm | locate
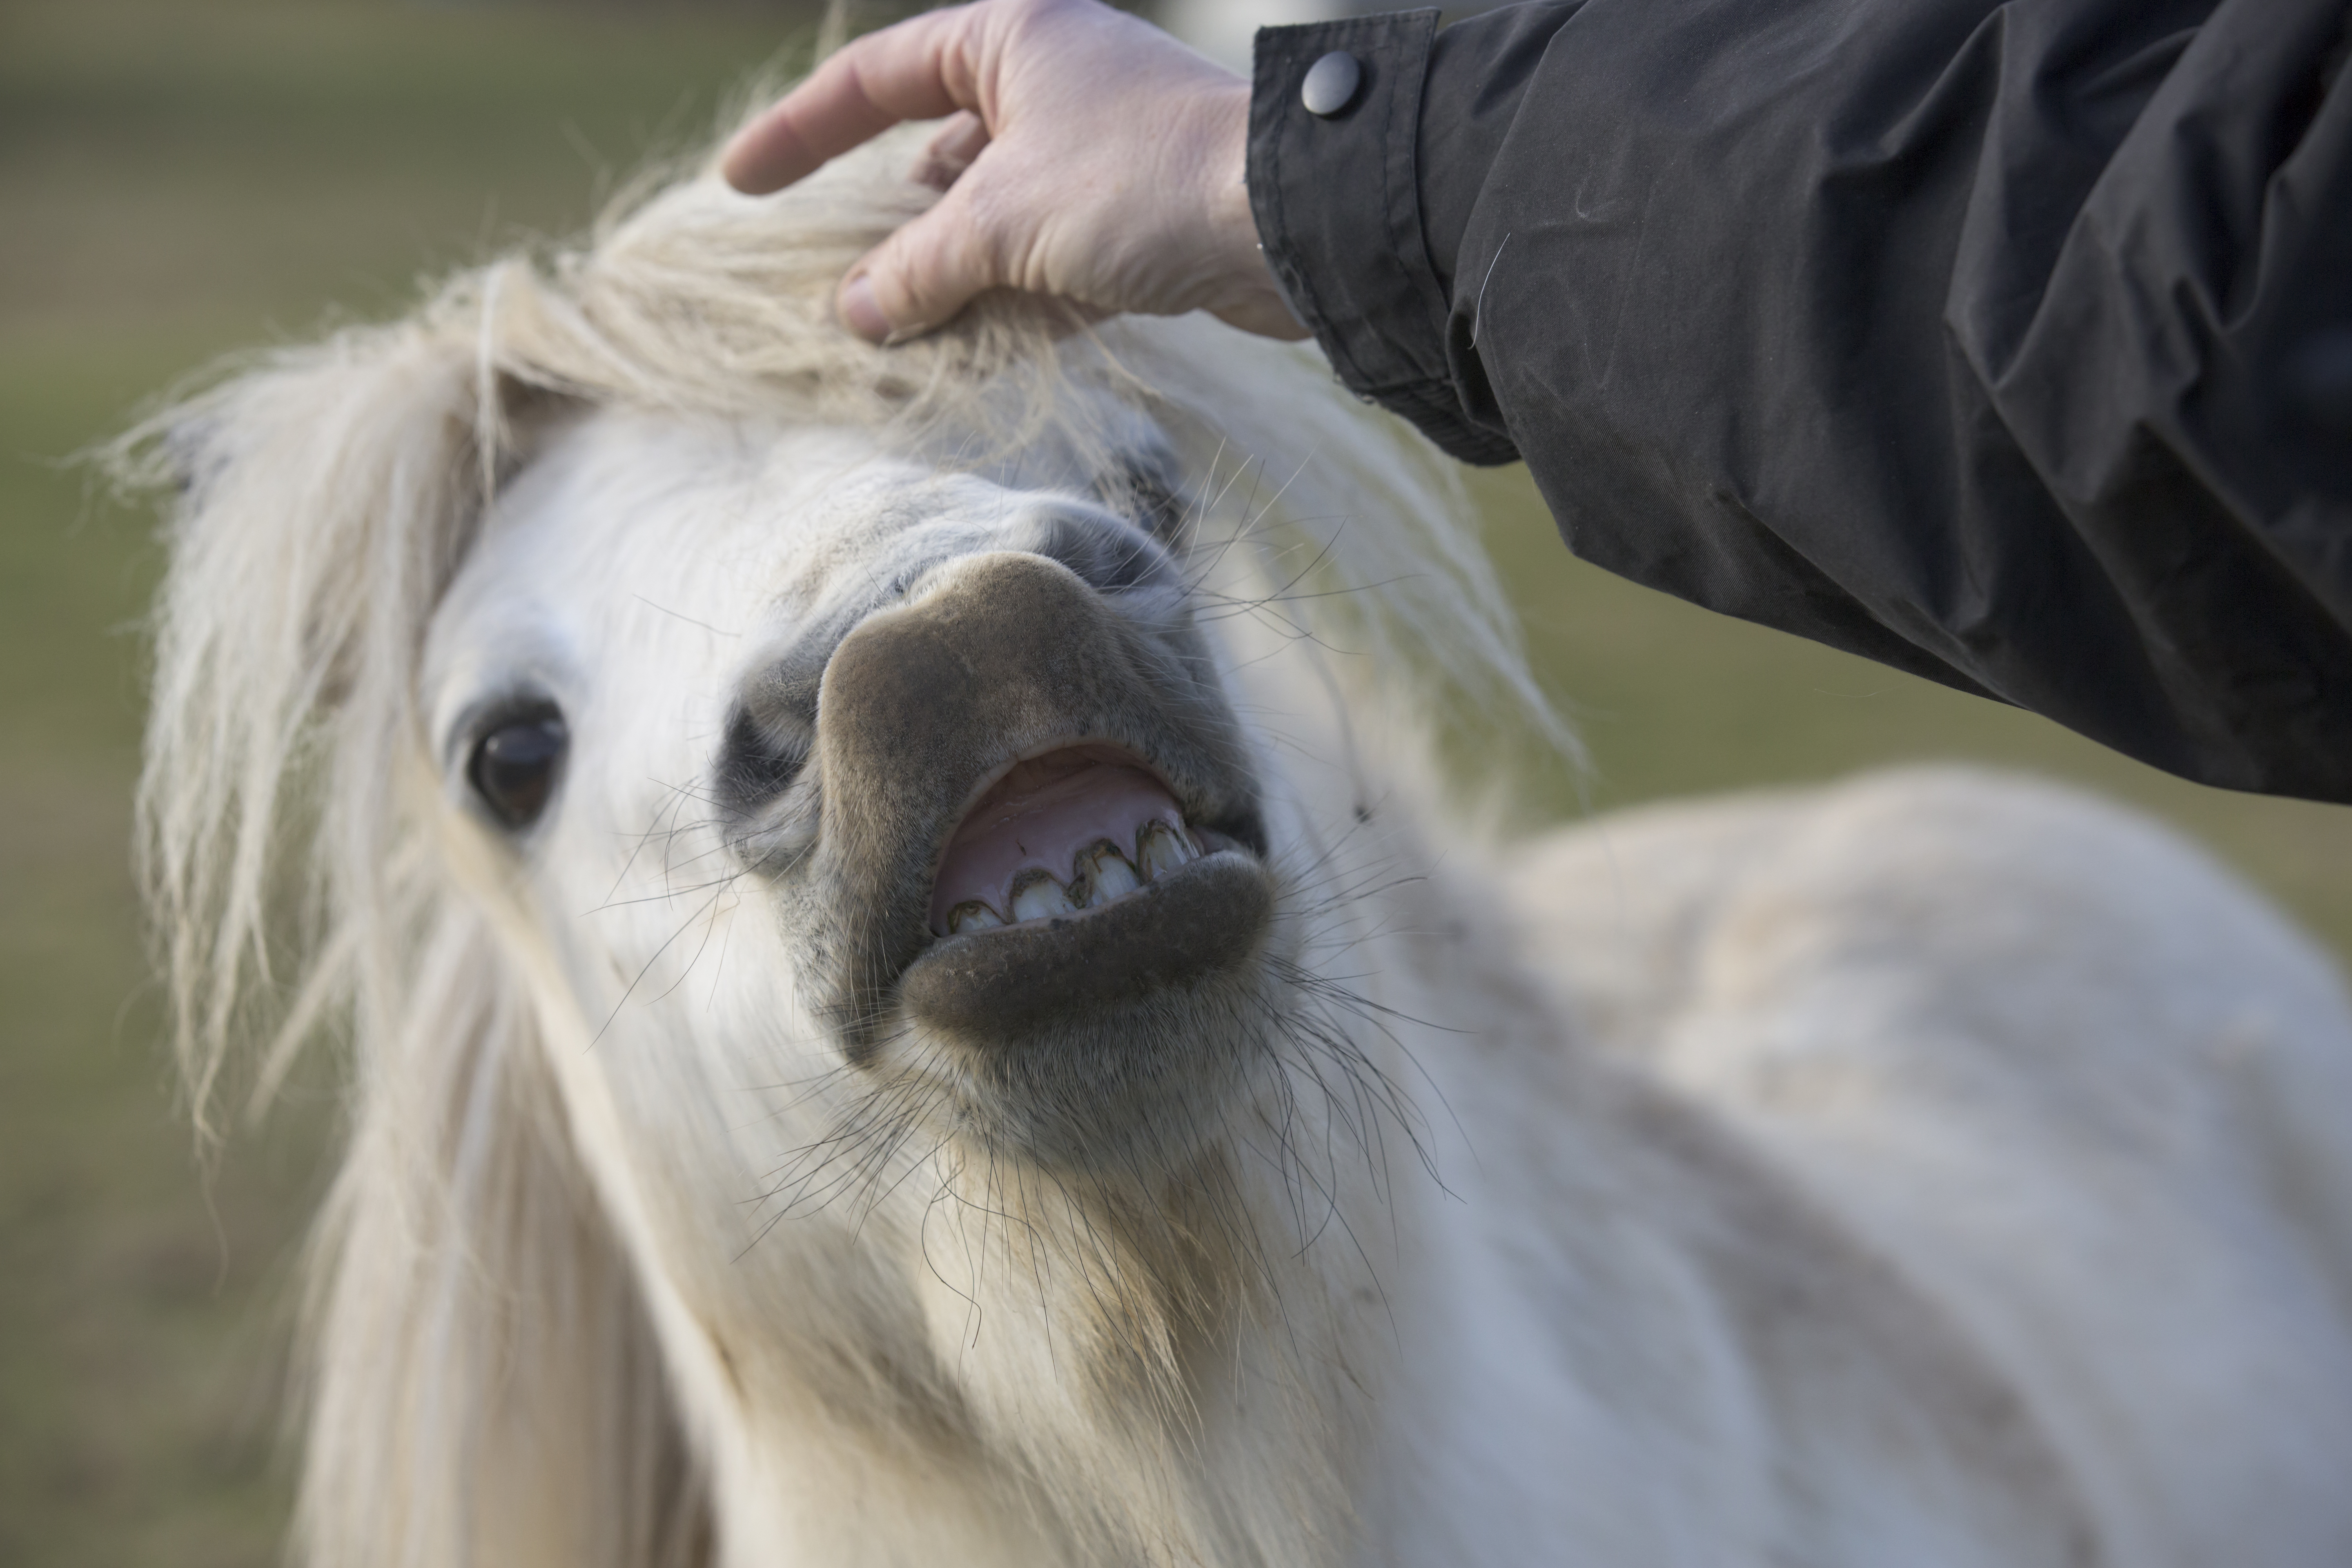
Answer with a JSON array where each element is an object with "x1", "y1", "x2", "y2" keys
[{"x1": 1248, "y1": 0, "x2": 2352, "y2": 801}]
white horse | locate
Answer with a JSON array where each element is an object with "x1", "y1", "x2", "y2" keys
[{"x1": 125, "y1": 125, "x2": 2352, "y2": 1568}]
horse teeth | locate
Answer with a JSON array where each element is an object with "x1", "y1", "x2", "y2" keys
[
  {"x1": 971, "y1": 836, "x2": 1180, "y2": 929},
  {"x1": 1009, "y1": 871, "x2": 1077, "y2": 923},
  {"x1": 948, "y1": 900, "x2": 1002, "y2": 935},
  {"x1": 1136, "y1": 820, "x2": 1196, "y2": 880},
  {"x1": 1078, "y1": 840, "x2": 1141, "y2": 904}
]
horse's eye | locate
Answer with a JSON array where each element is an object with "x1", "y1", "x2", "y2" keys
[{"x1": 468, "y1": 708, "x2": 568, "y2": 829}]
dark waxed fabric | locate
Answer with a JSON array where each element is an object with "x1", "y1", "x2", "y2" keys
[{"x1": 1247, "y1": 0, "x2": 2352, "y2": 802}]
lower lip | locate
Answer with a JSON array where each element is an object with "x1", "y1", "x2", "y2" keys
[{"x1": 901, "y1": 846, "x2": 1275, "y2": 1039}]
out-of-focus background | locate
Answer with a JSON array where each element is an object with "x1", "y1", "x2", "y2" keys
[{"x1": 3, "y1": 0, "x2": 2347, "y2": 1562}]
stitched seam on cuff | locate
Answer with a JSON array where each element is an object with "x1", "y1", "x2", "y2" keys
[{"x1": 1374, "y1": 12, "x2": 1450, "y2": 377}]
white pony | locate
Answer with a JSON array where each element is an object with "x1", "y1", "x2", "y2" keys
[{"x1": 125, "y1": 123, "x2": 2352, "y2": 1568}]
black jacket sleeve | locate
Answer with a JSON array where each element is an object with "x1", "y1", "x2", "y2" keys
[{"x1": 1247, "y1": 0, "x2": 2352, "y2": 803}]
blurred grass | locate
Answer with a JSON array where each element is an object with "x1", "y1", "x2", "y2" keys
[{"x1": 2, "y1": 0, "x2": 2346, "y2": 1564}]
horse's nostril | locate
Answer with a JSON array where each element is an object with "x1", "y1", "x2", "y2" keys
[
  {"x1": 716, "y1": 707, "x2": 811, "y2": 813},
  {"x1": 1012, "y1": 505, "x2": 1177, "y2": 597}
]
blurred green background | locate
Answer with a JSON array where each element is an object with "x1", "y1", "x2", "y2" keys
[{"x1": 3, "y1": 1, "x2": 2347, "y2": 1562}]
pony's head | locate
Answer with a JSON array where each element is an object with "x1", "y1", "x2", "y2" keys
[{"x1": 120, "y1": 125, "x2": 1561, "y2": 1566}]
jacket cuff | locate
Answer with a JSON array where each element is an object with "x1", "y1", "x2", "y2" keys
[{"x1": 1247, "y1": 11, "x2": 1519, "y2": 465}]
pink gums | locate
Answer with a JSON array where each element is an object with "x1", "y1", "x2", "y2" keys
[{"x1": 928, "y1": 748, "x2": 1184, "y2": 932}]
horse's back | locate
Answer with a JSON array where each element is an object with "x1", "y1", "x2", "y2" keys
[{"x1": 1503, "y1": 765, "x2": 2352, "y2": 1566}]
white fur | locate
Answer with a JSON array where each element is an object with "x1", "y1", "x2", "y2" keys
[{"x1": 122, "y1": 125, "x2": 2352, "y2": 1567}]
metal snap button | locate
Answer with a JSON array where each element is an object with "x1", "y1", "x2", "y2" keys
[{"x1": 1301, "y1": 50, "x2": 1363, "y2": 118}]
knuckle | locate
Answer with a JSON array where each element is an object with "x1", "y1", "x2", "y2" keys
[
  {"x1": 889, "y1": 225, "x2": 980, "y2": 321},
  {"x1": 951, "y1": 184, "x2": 1020, "y2": 275}
]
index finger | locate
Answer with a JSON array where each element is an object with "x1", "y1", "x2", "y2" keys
[{"x1": 722, "y1": 6, "x2": 984, "y2": 195}]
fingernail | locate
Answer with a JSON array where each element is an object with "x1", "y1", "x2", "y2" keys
[{"x1": 841, "y1": 276, "x2": 890, "y2": 342}]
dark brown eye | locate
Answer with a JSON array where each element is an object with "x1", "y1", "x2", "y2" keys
[{"x1": 468, "y1": 708, "x2": 568, "y2": 829}]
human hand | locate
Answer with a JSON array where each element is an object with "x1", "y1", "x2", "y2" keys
[{"x1": 721, "y1": 0, "x2": 1307, "y2": 343}]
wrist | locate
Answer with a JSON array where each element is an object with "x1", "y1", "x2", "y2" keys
[{"x1": 1194, "y1": 83, "x2": 1307, "y2": 338}]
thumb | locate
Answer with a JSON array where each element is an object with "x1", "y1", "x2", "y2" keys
[{"x1": 840, "y1": 182, "x2": 1004, "y2": 343}]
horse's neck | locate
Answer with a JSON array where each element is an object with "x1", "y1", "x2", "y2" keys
[{"x1": 1336, "y1": 853, "x2": 2100, "y2": 1567}]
